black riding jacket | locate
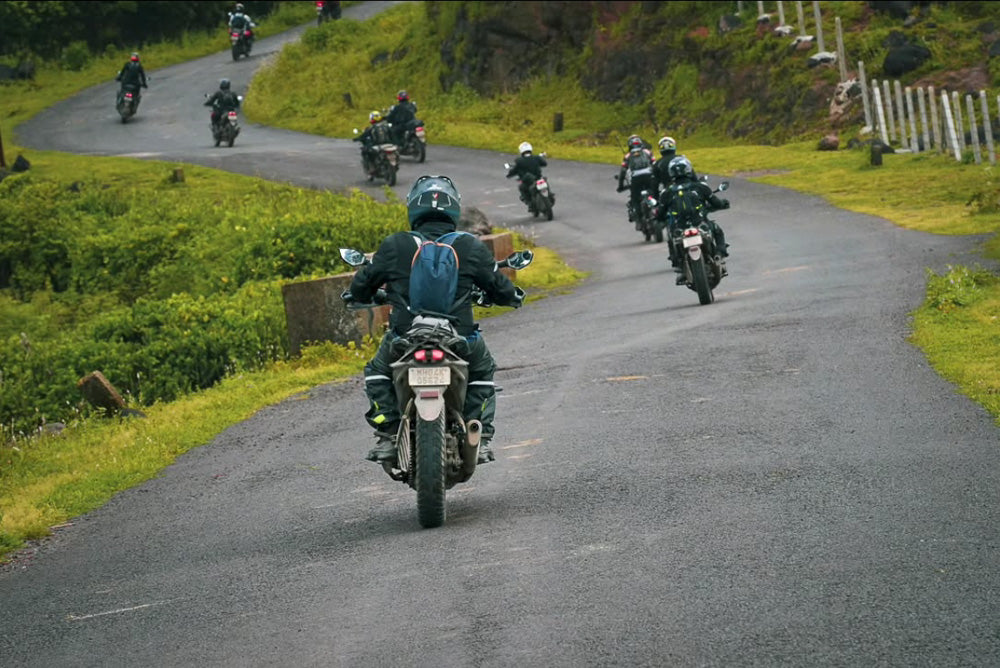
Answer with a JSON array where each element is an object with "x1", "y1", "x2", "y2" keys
[
  {"x1": 116, "y1": 61, "x2": 147, "y2": 88},
  {"x1": 348, "y1": 218, "x2": 519, "y2": 336},
  {"x1": 386, "y1": 101, "x2": 417, "y2": 127},
  {"x1": 506, "y1": 154, "x2": 547, "y2": 182},
  {"x1": 205, "y1": 89, "x2": 240, "y2": 112}
]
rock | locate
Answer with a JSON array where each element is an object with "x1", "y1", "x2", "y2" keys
[
  {"x1": 818, "y1": 134, "x2": 839, "y2": 151},
  {"x1": 77, "y1": 371, "x2": 127, "y2": 415},
  {"x1": 12, "y1": 154, "x2": 30, "y2": 172},
  {"x1": 774, "y1": 25, "x2": 794, "y2": 37},
  {"x1": 791, "y1": 35, "x2": 815, "y2": 52},
  {"x1": 808, "y1": 51, "x2": 838, "y2": 68},
  {"x1": 459, "y1": 206, "x2": 492, "y2": 235},
  {"x1": 829, "y1": 78, "x2": 862, "y2": 127},
  {"x1": 883, "y1": 43, "x2": 931, "y2": 77}
]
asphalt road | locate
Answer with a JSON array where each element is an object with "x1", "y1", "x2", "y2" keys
[{"x1": 4, "y1": 3, "x2": 1000, "y2": 666}]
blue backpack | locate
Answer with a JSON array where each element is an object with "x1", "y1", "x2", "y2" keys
[{"x1": 408, "y1": 231, "x2": 469, "y2": 316}]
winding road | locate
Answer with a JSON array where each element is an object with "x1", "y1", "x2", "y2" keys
[{"x1": 4, "y1": 3, "x2": 1000, "y2": 666}]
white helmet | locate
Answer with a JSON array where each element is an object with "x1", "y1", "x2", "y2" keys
[{"x1": 518, "y1": 141, "x2": 533, "y2": 155}]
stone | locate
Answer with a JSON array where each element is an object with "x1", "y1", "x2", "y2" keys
[
  {"x1": 77, "y1": 371, "x2": 127, "y2": 414},
  {"x1": 12, "y1": 154, "x2": 30, "y2": 172},
  {"x1": 818, "y1": 134, "x2": 839, "y2": 151}
]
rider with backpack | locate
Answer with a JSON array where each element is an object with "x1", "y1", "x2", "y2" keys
[
  {"x1": 657, "y1": 155, "x2": 730, "y2": 282},
  {"x1": 344, "y1": 175, "x2": 524, "y2": 466},
  {"x1": 616, "y1": 135, "x2": 657, "y2": 223}
]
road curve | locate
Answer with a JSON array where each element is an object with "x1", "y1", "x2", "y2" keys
[{"x1": 4, "y1": 3, "x2": 1000, "y2": 666}]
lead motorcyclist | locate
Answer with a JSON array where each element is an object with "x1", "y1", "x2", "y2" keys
[
  {"x1": 656, "y1": 155, "x2": 730, "y2": 282},
  {"x1": 386, "y1": 90, "x2": 418, "y2": 147},
  {"x1": 344, "y1": 175, "x2": 524, "y2": 465},
  {"x1": 617, "y1": 135, "x2": 656, "y2": 223},
  {"x1": 652, "y1": 136, "x2": 677, "y2": 195},
  {"x1": 228, "y1": 3, "x2": 256, "y2": 43},
  {"x1": 115, "y1": 52, "x2": 147, "y2": 107},
  {"x1": 506, "y1": 141, "x2": 549, "y2": 205}
]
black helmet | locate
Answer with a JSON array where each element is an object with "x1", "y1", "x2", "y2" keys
[
  {"x1": 220, "y1": 78, "x2": 231, "y2": 90},
  {"x1": 397, "y1": 90, "x2": 409, "y2": 102},
  {"x1": 667, "y1": 155, "x2": 693, "y2": 180},
  {"x1": 406, "y1": 175, "x2": 461, "y2": 229}
]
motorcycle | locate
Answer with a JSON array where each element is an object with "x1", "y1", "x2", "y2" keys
[
  {"x1": 353, "y1": 128, "x2": 399, "y2": 186},
  {"x1": 395, "y1": 119, "x2": 427, "y2": 163},
  {"x1": 116, "y1": 85, "x2": 141, "y2": 123},
  {"x1": 230, "y1": 28, "x2": 253, "y2": 61},
  {"x1": 205, "y1": 94, "x2": 244, "y2": 147},
  {"x1": 667, "y1": 180, "x2": 730, "y2": 306},
  {"x1": 636, "y1": 189, "x2": 664, "y2": 243},
  {"x1": 505, "y1": 160, "x2": 555, "y2": 221},
  {"x1": 338, "y1": 246, "x2": 533, "y2": 528},
  {"x1": 316, "y1": 0, "x2": 341, "y2": 24}
]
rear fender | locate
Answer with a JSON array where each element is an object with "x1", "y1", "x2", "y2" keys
[{"x1": 414, "y1": 387, "x2": 447, "y2": 421}]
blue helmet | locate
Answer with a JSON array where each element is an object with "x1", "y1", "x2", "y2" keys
[{"x1": 406, "y1": 175, "x2": 461, "y2": 229}]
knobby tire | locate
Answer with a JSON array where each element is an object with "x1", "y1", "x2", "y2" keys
[{"x1": 415, "y1": 411, "x2": 446, "y2": 528}]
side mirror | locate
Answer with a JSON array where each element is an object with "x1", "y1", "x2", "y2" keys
[
  {"x1": 504, "y1": 162, "x2": 511, "y2": 170},
  {"x1": 505, "y1": 249, "x2": 534, "y2": 271},
  {"x1": 339, "y1": 248, "x2": 368, "y2": 267},
  {"x1": 718, "y1": 181, "x2": 730, "y2": 192},
  {"x1": 352, "y1": 128, "x2": 359, "y2": 135},
  {"x1": 237, "y1": 95, "x2": 244, "y2": 102}
]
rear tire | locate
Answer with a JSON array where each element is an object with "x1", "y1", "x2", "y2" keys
[
  {"x1": 691, "y1": 255, "x2": 714, "y2": 305},
  {"x1": 388, "y1": 167, "x2": 397, "y2": 187},
  {"x1": 415, "y1": 411, "x2": 446, "y2": 528},
  {"x1": 417, "y1": 142, "x2": 426, "y2": 163},
  {"x1": 232, "y1": 46, "x2": 239, "y2": 61},
  {"x1": 228, "y1": 137, "x2": 235, "y2": 148},
  {"x1": 654, "y1": 225, "x2": 664, "y2": 243}
]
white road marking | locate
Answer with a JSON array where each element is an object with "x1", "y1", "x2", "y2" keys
[{"x1": 67, "y1": 601, "x2": 168, "y2": 621}]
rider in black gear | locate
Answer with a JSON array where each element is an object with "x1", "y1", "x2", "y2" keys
[
  {"x1": 652, "y1": 136, "x2": 677, "y2": 195},
  {"x1": 353, "y1": 110, "x2": 393, "y2": 175},
  {"x1": 345, "y1": 175, "x2": 523, "y2": 465},
  {"x1": 204, "y1": 78, "x2": 240, "y2": 127},
  {"x1": 617, "y1": 135, "x2": 656, "y2": 222},
  {"x1": 657, "y1": 156, "x2": 730, "y2": 281},
  {"x1": 115, "y1": 53, "x2": 147, "y2": 107},
  {"x1": 505, "y1": 141, "x2": 548, "y2": 205},
  {"x1": 385, "y1": 90, "x2": 418, "y2": 147}
]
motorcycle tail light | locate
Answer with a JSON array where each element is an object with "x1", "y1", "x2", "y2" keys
[
  {"x1": 228, "y1": 111, "x2": 237, "y2": 117},
  {"x1": 124, "y1": 93, "x2": 132, "y2": 99},
  {"x1": 413, "y1": 349, "x2": 445, "y2": 363},
  {"x1": 244, "y1": 30, "x2": 251, "y2": 36},
  {"x1": 683, "y1": 228, "x2": 700, "y2": 237}
]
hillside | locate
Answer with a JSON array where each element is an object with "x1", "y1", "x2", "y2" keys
[{"x1": 248, "y1": 1, "x2": 1000, "y2": 148}]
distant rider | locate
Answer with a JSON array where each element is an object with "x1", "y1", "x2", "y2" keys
[
  {"x1": 343, "y1": 175, "x2": 524, "y2": 465},
  {"x1": 228, "y1": 3, "x2": 256, "y2": 41},
  {"x1": 505, "y1": 141, "x2": 549, "y2": 205},
  {"x1": 652, "y1": 136, "x2": 677, "y2": 195},
  {"x1": 657, "y1": 155, "x2": 729, "y2": 282},
  {"x1": 115, "y1": 52, "x2": 147, "y2": 107},
  {"x1": 385, "y1": 90, "x2": 418, "y2": 147},
  {"x1": 617, "y1": 135, "x2": 656, "y2": 222},
  {"x1": 352, "y1": 110, "x2": 394, "y2": 176},
  {"x1": 204, "y1": 78, "x2": 241, "y2": 127}
]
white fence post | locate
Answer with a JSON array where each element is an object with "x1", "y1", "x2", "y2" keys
[
  {"x1": 859, "y1": 62, "x2": 872, "y2": 130},
  {"x1": 873, "y1": 85, "x2": 890, "y2": 146},
  {"x1": 966, "y1": 94, "x2": 982, "y2": 164},
  {"x1": 905, "y1": 87, "x2": 918, "y2": 151},
  {"x1": 796, "y1": 1, "x2": 806, "y2": 35},
  {"x1": 777, "y1": 1, "x2": 786, "y2": 26},
  {"x1": 894, "y1": 81, "x2": 908, "y2": 149},
  {"x1": 917, "y1": 87, "x2": 930, "y2": 152},
  {"x1": 941, "y1": 92, "x2": 962, "y2": 161},
  {"x1": 980, "y1": 91, "x2": 996, "y2": 165},
  {"x1": 952, "y1": 91, "x2": 965, "y2": 150},
  {"x1": 929, "y1": 85, "x2": 942, "y2": 152},
  {"x1": 812, "y1": 1, "x2": 825, "y2": 52},
  {"x1": 835, "y1": 17, "x2": 847, "y2": 82},
  {"x1": 883, "y1": 80, "x2": 896, "y2": 142}
]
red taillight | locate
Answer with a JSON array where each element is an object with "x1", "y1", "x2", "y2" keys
[
  {"x1": 228, "y1": 111, "x2": 237, "y2": 117},
  {"x1": 683, "y1": 228, "x2": 700, "y2": 237},
  {"x1": 415, "y1": 126, "x2": 423, "y2": 132},
  {"x1": 244, "y1": 30, "x2": 251, "y2": 36},
  {"x1": 317, "y1": 1, "x2": 325, "y2": 6},
  {"x1": 124, "y1": 93, "x2": 132, "y2": 99},
  {"x1": 413, "y1": 349, "x2": 444, "y2": 363}
]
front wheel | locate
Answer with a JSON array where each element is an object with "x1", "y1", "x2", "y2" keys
[
  {"x1": 690, "y1": 255, "x2": 715, "y2": 305},
  {"x1": 415, "y1": 411, "x2": 446, "y2": 528}
]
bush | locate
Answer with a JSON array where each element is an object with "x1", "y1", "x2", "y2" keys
[{"x1": 61, "y1": 40, "x2": 90, "y2": 71}]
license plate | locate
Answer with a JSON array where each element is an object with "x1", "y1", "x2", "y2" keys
[
  {"x1": 682, "y1": 234, "x2": 702, "y2": 248},
  {"x1": 409, "y1": 366, "x2": 450, "y2": 386}
]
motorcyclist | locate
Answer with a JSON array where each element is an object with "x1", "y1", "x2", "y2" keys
[
  {"x1": 115, "y1": 52, "x2": 147, "y2": 107},
  {"x1": 204, "y1": 78, "x2": 241, "y2": 128},
  {"x1": 352, "y1": 110, "x2": 394, "y2": 176},
  {"x1": 505, "y1": 141, "x2": 549, "y2": 206},
  {"x1": 657, "y1": 155, "x2": 730, "y2": 282},
  {"x1": 344, "y1": 175, "x2": 524, "y2": 465},
  {"x1": 385, "y1": 90, "x2": 418, "y2": 147},
  {"x1": 652, "y1": 136, "x2": 677, "y2": 195},
  {"x1": 617, "y1": 135, "x2": 656, "y2": 223},
  {"x1": 228, "y1": 3, "x2": 256, "y2": 41}
]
